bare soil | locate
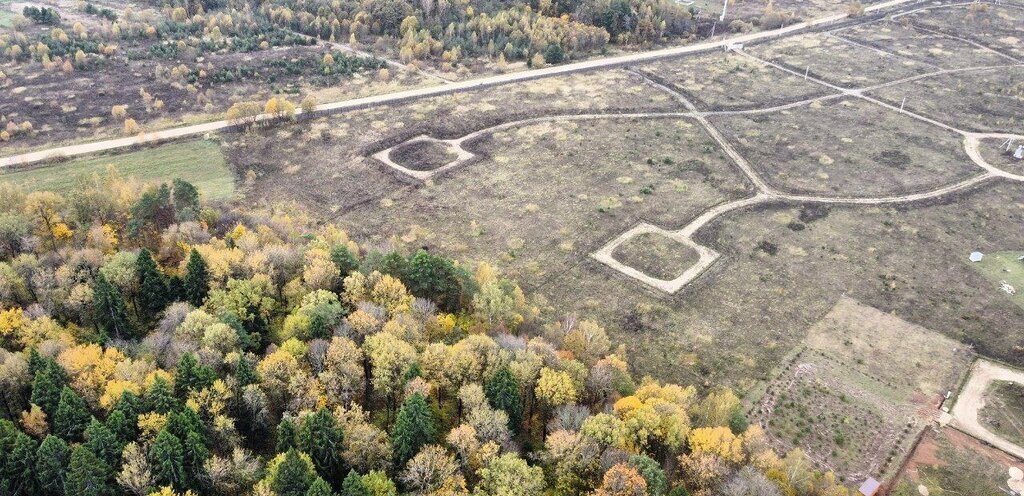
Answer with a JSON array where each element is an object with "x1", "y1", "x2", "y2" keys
[{"x1": 611, "y1": 232, "x2": 701, "y2": 281}]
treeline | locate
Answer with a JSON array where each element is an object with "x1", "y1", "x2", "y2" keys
[{"x1": 0, "y1": 172, "x2": 852, "y2": 495}]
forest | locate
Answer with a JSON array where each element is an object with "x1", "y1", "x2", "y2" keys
[{"x1": 0, "y1": 172, "x2": 853, "y2": 495}]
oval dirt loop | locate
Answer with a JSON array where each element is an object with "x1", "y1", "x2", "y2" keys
[{"x1": 951, "y1": 359, "x2": 1024, "y2": 460}]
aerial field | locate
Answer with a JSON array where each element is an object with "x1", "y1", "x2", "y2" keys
[
  {"x1": 888, "y1": 427, "x2": 1021, "y2": 496},
  {"x1": 0, "y1": 139, "x2": 234, "y2": 199}
]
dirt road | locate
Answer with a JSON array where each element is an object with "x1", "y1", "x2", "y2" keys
[
  {"x1": 950, "y1": 359, "x2": 1024, "y2": 460},
  {"x1": 0, "y1": 0, "x2": 920, "y2": 168}
]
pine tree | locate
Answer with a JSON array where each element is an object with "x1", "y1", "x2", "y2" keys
[
  {"x1": 485, "y1": 366, "x2": 523, "y2": 432},
  {"x1": 3, "y1": 431, "x2": 38, "y2": 494},
  {"x1": 298, "y1": 407, "x2": 343, "y2": 483},
  {"x1": 340, "y1": 470, "x2": 369, "y2": 496},
  {"x1": 27, "y1": 348, "x2": 43, "y2": 376},
  {"x1": 147, "y1": 376, "x2": 178, "y2": 414},
  {"x1": 109, "y1": 391, "x2": 141, "y2": 440},
  {"x1": 93, "y1": 273, "x2": 134, "y2": 339},
  {"x1": 136, "y1": 248, "x2": 169, "y2": 320},
  {"x1": 330, "y1": 246, "x2": 359, "y2": 279},
  {"x1": 183, "y1": 249, "x2": 210, "y2": 307},
  {"x1": 235, "y1": 354, "x2": 259, "y2": 388},
  {"x1": 391, "y1": 393, "x2": 435, "y2": 467},
  {"x1": 30, "y1": 359, "x2": 67, "y2": 415},
  {"x1": 307, "y1": 477, "x2": 335, "y2": 496},
  {"x1": 105, "y1": 410, "x2": 133, "y2": 444},
  {"x1": 276, "y1": 417, "x2": 298, "y2": 453},
  {"x1": 84, "y1": 418, "x2": 121, "y2": 468},
  {"x1": 52, "y1": 386, "x2": 91, "y2": 441},
  {"x1": 148, "y1": 429, "x2": 185, "y2": 490},
  {"x1": 272, "y1": 449, "x2": 315, "y2": 496},
  {"x1": 65, "y1": 445, "x2": 115, "y2": 496},
  {"x1": 36, "y1": 435, "x2": 70, "y2": 495}
]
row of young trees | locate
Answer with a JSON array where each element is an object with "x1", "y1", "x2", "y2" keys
[{"x1": 0, "y1": 172, "x2": 852, "y2": 495}]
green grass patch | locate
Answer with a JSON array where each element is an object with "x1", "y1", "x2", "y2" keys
[
  {"x1": 971, "y1": 251, "x2": 1024, "y2": 310},
  {"x1": 0, "y1": 140, "x2": 234, "y2": 200},
  {"x1": 0, "y1": 0, "x2": 15, "y2": 28}
]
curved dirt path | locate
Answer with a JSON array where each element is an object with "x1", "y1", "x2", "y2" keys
[
  {"x1": 951, "y1": 359, "x2": 1024, "y2": 460},
  {"x1": 0, "y1": 0, "x2": 923, "y2": 168}
]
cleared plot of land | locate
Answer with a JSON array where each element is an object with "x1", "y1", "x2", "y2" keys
[
  {"x1": 970, "y1": 251, "x2": 1024, "y2": 311},
  {"x1": 611, "y1": 232, "x2": 701, "y2": 281},
  {"x1": 804, "y1": 297, "x2": 973, "y2": 399},
  {"x1": 888, "y1": 427, "x2": 1021, "y2": 496},
  {"x1": 638, "y1": 51, "x2": 829, "y2": 110},
  {"x1": 749, "y1": 32, "x2": 934, "y2": 87},
  {"x1": 0, "y1": 139, "x2": 234, "y2": 199},
  {"x1": 868, "y1": 66, "x2": 1024, "y2": 133},
  {"x1": 981, "y1": 380, "x2": 1024, "y2": 448},
  {"x1": 755, "y1": 297, "x2": 972, "y2": 481},
  {"x1": 338, "y1": 116, "x2": 748, "y2": 288},
  {"x1": 227, "y1": 70, "x2": 682, "y2": 212},
  {"x1": 901, "y1": 3, "x2": 1024, "y2": 60},
  {"x1": 390, "y1": 140, "x2": 459, "y2": 172},
  {"x1": 841, "y1": 22, "x2": 1012, "y2": 69},
  {"x1": 979, "y1": 139, "x2": 1024, "y2": 176},
  {"x1": 710, "y1": 97, "x2": 978, "y2": 196}
]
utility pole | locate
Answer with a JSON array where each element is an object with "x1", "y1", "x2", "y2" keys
[{"x1": 720, "y1": 0, "x2": 728, "y2": 21}]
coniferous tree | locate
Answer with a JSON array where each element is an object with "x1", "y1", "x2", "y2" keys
[
  {"x1": 65, "y1": 445, "x2": 115, "y2": 496},
  {"x1": 235, "y1": 354, "x2": 259, "y2": 388},
  {"x1": 105, "y1": 409, "x2": 133, "y2": 444},
  {"x1": 485, "y1": 366, "x2": 523, "y2": 432},
  {"x1": 84, "y1": 418, "x2": 121, "y2": 468},
  {"x1": 136, "y1": 248, "x2": 169, "y2": 320},
  {"x1": 147, "y1": 376, "x2": 178, "y2": 414},
  {"x1": 391, "y1": 393, "x2": 435, "y2": 468},
  {"x1": 174, "y1": 353, "x2": 214, "y2": 398},
  {"x1": 30, "y1": 359, "x2": 67, "y2": 415},
  {"x1": 272, "y1": 449, "x2": 315, "y2": 496},
  {"x1": 93, "y1": 273, "x2": 134, "y2": 339},
  {"x1": 276, "y1": 417, "x2": 298, "y2": 453},
  {"x1": 330, "y1": 246, "x2": 359, "y2": 280},
  {"x1": 52, "y1": 386, "x2": 90, "y2": 441},
  {"x1": 27, "y1": 348, "x2": 43, "y2": 376},
  {"x1": 340, "y1": 470, "x2": 370, "y2": 496},
  {"x1": 149, "y1": 429, "x2": 185, "y2": 490},
  {"x1": 307, "y1": 477, "x2": 335, "y2": 496},
  {"x1": 172, "y1": 179, "x2": 201, "y2": 222},
  {"x1": 4, "y1": 430, "x2": 38, "y2": 494},
  {"x1": 36, "y1": 434, "x2": 70, "y2": 495},
  {"x1": 298, "y1": 407, "x2": 343, "y2": 483},
  {"x1": 183, "y1": 430, "x2": 209, "y2": 491},
  {"x1": 109, "y1": 391, "x2": 141, "y2": 440},
  {"x1": 183, "y1": 249, "x2": 210, "y2": 307}
]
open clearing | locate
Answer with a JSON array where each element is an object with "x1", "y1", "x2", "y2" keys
[
  {"x1": 979, "y1": 138, "x2": 1024, "y2": 176},
  {"x1": 980, "y1": 380, "x2": 1024, "y2": 449},
  {"x1": 888, "y1": 427, "x2": 1023, "y2": 496},
  {"x1": 970, "y1": 250, "x2": 1024, "y2": 310},
  {"x1": 897, "y1": 2, "x2": 1024, "y2": 60},
  {"x1": 710, "y1": 96, "x2": 978, "y2": 196},
  {"x1": 754, "y1": 297, "x2": 972, "y2": 482},
  {"x1": 748, "y1": 32, "x2": 934, "y2": 87},
  {"x1": 951, "y1": 359, "x2": 1024, "y2": 460},
  {"x1": 611, "y1": 232, "x2": 701, "y2": 281},
  {"x1": 637, "y1": 51, "x2": 829, "y2": 110},
  {"x1": 0, "y1": 139, "x2": 234, "y2": 199},
  {"x1": 841, "y1": 21, "x2": 1013, "y2": 69}
]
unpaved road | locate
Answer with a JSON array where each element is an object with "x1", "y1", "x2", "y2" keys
[
  {"x1": 0, "y1": 0, "x2": 920, "y2": 168},
  {"x1": 951, "y1": 359, "x2": 1024, "y2": 460}
]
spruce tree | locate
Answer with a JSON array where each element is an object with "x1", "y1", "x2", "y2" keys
[
  {"x1": 36, "y1": 435, "x2": 70, "y2": 496},
  {"x1": 136, "y1": 248, "x2": 169, "y2": 320},
  {"x1": 83, "y1": 418, "x2": 121, "y2": 468},
  {"x1": 298, "y1": 407, "x2": 343, "y2": 483},
  {"x1": 92, "y1": 273, "x2": 134, "y2": 339},
  {"x1": 172, "y1": 179, "x2": 201, "y2": 222},
  {"x1": 235, "y1": 354, "x2": 259, "y2": 388},
  {"x1": 276, "y1": 417, "x2": 298, "y2": 453},
  {"x1": 105, "y1": 410, "x2": 133, "y2": 444},
  {"x1": 485, "y1": 366, "x2": 523, "y2": 432},
  {"x1": 109, "y1": 391, "x2": 141, "y2": 440},
  {"x1": 27, "y1": 348, "x2": 43, "y2": 376},
  {"x1": 147, "y1": 376, "x2": 178, "y2": 414},
  {"x1": 149, "y1": 429, "x2": 185, "y2": 490},
  {"x1": 3, "y1": 431, "x2": 38, "y2": 494},
  {"x1": 30, "y1": 359, "x2": 67, "y2": 416},
  {"x1": 183, "y1": 430, "x2": 210, "y2": 491},
  {"x1": 340, "y1": 470, "x2": 370, "y2": 496},
  {"x1": 307, "y1": 477, "x2": 335, "y2": 496},
  {"x1": 64, "y1": 445, "x2": 114, "y2": 496},
  {"x1": 391, "y1": 393, "x2": 435, "y2": 468},
  {"x1": 52, "y1": 386, "x2": 91, "y2": 441},
  {"x1": 330, "y1": 246, "x2": 359, "y2": 279},
  {"x1": 183, "y1": 249, "x2": 210, "y2": 307},
  {"x1": 272, "y1": 449, "x2": 316, "y2": 496}
]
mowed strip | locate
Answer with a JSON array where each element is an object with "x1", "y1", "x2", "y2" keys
[{"x1": 0, "y1": 140, "x2": 234, "y2": 200}]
